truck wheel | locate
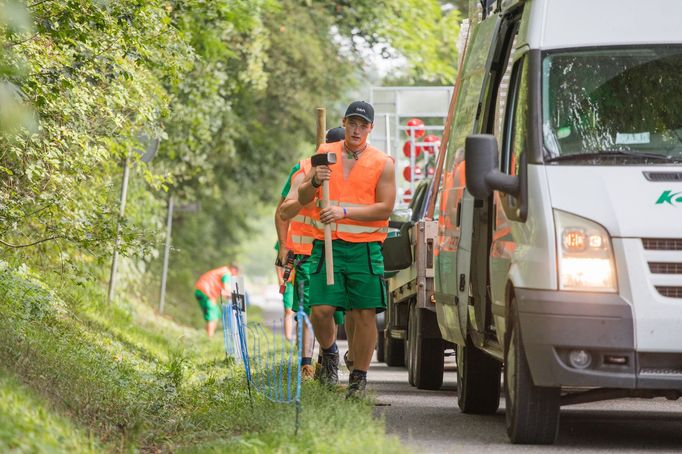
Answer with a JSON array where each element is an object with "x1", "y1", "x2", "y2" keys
[
  {"x1": 384, "y1": 336, "x2": 405, "y2": 367},
  {"x1": 456, "y1": 340, "x2": 501, "y2": 414},
  {"x1": 376, "y1": 330, "x2": 385, "y2": 363},
  {"x1": 505, "y1": 299, "x2": 560, "y2": 444},
  {"x1": 406, "y1": 303, "x2": 416, "y2": 386},
  {"x1": 409, "y1": 303, "x2": 444, "y2": 390}
]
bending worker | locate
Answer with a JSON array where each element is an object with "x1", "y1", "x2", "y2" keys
[
  {"x1": 298, "y1": 101, "x2": 396, "y2": 398},
  {"x1": 278, "y1": 126, "x2": 347, "y2": 380},
  {"x1": 194, "y1": 265, "x2": 232, "y2": 337}
]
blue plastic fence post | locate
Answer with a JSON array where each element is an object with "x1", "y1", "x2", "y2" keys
[
  {"x1": 268, "y1": 321, "x2": 277, "y2": 399},
  {"x1": 221, "y1": 303, "x2": 230, "y2": 357}
]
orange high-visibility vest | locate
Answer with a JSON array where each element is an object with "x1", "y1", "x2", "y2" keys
[
  {"x1": 312, "y1": 141, "x2": 390, "y2": 243},
  {"x1": 195, "y1": 266, "x2": 230, "y2": 300},
  {"x1": 285, "y1": 159, "x2": 317, "y2": 255}
]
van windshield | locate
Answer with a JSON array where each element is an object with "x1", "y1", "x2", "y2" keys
[{"x1": 542, "y1": 47, "x2": 682, "y2": 164}]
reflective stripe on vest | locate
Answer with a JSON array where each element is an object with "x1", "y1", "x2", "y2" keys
[
  {"x1": 291, "y1": 234, "x2": 315, "y2": 245},
  {"x1": 315, "y1": 200, "x2": 367, "y2": 208}
]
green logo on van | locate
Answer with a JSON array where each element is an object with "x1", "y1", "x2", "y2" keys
[{"x1": 656, "y1": 190, "x2": 682, "y2": 205}]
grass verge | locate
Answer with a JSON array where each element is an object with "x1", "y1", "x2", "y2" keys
[
  {"x1": 0, "y1": 262, "x2": 404, "y2": 452},
  {"x1": 0, "y1": 368, "x2": 100, "y2": 453}
]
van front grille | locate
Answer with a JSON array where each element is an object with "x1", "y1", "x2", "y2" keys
[
  {"x1": 656, "y1": 286, "x2": 682, "y2": 299},
  {"x1": 649, "y1": 262, "x2": 682, "y2": 274},
  {"x1": 643, "y1": 172, "x2": 682, "y2": 182},
  {"x1": 642, "y1": 238, "x2": 682, "y2": 251}
]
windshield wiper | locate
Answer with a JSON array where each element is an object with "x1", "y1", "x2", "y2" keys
[{"x1": 546, "y1": 150, "x2": 682, "y2": 163}]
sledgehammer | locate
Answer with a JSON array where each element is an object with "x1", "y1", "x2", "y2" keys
[{"x1": 314, "y1": 107, "x2": 335, "y2": 285}]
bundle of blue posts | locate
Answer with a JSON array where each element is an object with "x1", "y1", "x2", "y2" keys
[{"x1": 221, "y1": 285, "x2": 313, "y2": 404}]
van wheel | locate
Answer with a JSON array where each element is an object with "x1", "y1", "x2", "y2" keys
[
  {"x1": 408, "y1": 303, "x2": 444, "y2": 390},
  {"x1": 384, "y1": 336, "x2": 405, "y2": 367},
  {"x1": 505, "y1": 298, "x2": 560, "y2": 444},
  {"x1": 456, "y1": 340, "x2": 501, "y2": 414}
]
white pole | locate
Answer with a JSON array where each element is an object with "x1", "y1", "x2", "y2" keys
[
  {"x1": 409, "y1": 128, "x2": 416, "y2": 196},
  {"x1": 107, "y1": 154, "x2": 131, "y2": 304},
  {"x1": 385, "y1": 114, "x2": 391, "y2": 158},
  {"x1": 158, "y1": 192, "x2": 174, "y2": 314}
]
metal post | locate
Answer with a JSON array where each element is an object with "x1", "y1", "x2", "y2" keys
[
  {"x1": 409, "y1": 128, "x2": 416, "y2": 195},
  {"x1": 107, "y1": 155, "x2": 131, "y2": 304},
  {"x1": 385, "y1": 114, "x2": 391, "y2": 160},
  {"x1": 158, "y1": 192, "x2": 174, "y2": 314}
]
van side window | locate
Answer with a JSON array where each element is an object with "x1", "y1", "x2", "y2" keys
[{"x1": 501, "y1": 57, "x2": 528, "y2": 176}]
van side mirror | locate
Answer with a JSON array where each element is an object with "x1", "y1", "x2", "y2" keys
[{"x1": 465, "y1": 134, "x2": 520, "y2": 199}]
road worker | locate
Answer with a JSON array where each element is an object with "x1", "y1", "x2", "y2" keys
[
  {"x1": 194, "y1": 266, "x2": 232, "y2": 337},
  {"x1": 298, "y1": 101, "x2": 396, "y2": 398},
  {"x1": 278, "y1": 126, "x2": 346, "y2": 379}
]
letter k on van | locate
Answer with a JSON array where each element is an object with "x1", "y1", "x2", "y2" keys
[{"x1": 656, "y1": 190, "x2": 682, "y2": 205}]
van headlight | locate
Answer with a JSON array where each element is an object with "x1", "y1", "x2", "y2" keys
[{"x1": 554, "y1": 210, "x2": 617, "y2": 292}]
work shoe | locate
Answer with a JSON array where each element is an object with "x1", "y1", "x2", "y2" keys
[
  {"x1": 343, "y1": 351, "x2": 353, "y2": 371},
  {"x1": 314, "y1": 361, "x2": 322, "y2": 381},
  {"x1": 346, "y1": 373, "x2": 367, "y2": 400},
  {"x1": 301, "y1": 364, "x2": 315, "y2": 381},
  {"x1": 319, "y1": 351, "x2": 339, "y2": 386}
]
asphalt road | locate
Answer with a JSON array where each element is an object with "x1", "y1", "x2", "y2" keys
[
  {"x1": 368, "y1": 354, "x2": 682, "y2": 453},
  {"x1": 252, "y1": 293, "x2": 682, "y2": 453}
]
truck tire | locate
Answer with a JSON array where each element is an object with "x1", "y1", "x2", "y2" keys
[
  {"x1": 408, "y1": 303, "x2": 444, "y2": 390},
  {"x1": 376, "y1": 330, "x2": 385, "y2": 363},
  {"x1": 505, "y1": 299, "x2": 560, "y2": 444},
  {"x1": 406, "y1": 304, "x2": 416, "y2": 386},
  {"x1": 384, "y1": 336, "x2": 405, "y2": 367},
  {"x1": 337, "y1": 324, "x2": 347, "y2": 340},
  {"x1": 456, "y1": 340, "x2": 501, "y2": 414}
]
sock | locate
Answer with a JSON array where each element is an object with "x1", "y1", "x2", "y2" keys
[
  {"x1": 301, "y1": 357, "x2": 312, "y2": 366},
  {"x1": 322, "y1": 343, "x2": 338, "y2": 355},
  {"x1": 350, "y1": 369, "x2": 367, "y2": 379}
]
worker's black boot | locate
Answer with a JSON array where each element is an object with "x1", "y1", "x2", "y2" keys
[{"x1": 319, "y1": 351, "x2": 339, "y2": 386}]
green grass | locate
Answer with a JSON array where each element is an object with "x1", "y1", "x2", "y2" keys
[
  {"x1": 0, "y1": 368, "x2": 100, "y2": 453},
  {"x1": 0, "y1": 262, "x2": 404, "y2": 453}
]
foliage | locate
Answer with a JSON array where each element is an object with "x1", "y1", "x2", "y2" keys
[
  {"x1": 1, "y1": 0, "x2": 463, "y2": 312},
  {"x1": 378, "y1": 0, "x2": 462, "y2": 84},
  {"x1": 321, "y1": 0, "x2": 462, "y2": 84},
  {"x1": 0, "y1": 0, "x2": 183, "y2": 266}
]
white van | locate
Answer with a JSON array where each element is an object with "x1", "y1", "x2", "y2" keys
[{"x1": 434, "y1": 0, "x2": 682, "y2": 444}]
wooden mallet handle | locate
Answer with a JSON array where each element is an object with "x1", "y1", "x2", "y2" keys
[{"x1": 316, "y1": 108, "x2": 334, "y2": 285}]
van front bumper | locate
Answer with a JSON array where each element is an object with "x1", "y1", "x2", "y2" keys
[{"x1": 515, "y1": 288, "x2": 682, "y2": 390}]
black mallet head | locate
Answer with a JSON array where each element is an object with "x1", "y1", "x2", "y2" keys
[{"x1": 311, "y1": 152, "x2": 337, "y2": 167}]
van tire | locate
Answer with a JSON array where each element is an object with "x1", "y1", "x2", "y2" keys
[
  {"x1": 505, "y1": 299, "x2": 560, "y2": 444},
  {"x1": 456, "y1": 340, "x2": 501, "y2": 414},
  {"x1": 408, "y1": 303, "x2": 444, "y2": 390},
  {"x1": 384, "y1": 336, "x2": 405, "y2": 367}
]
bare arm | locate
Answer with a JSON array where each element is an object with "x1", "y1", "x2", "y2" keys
[
  {"x1": 274, "y1": 197, "x2": 289, "y2": 263},
  {"x1": 318, "y1": 158, "x2": 396, "y2": 224},
  {"x1": 298, "y1": 166, "x2": 325, "y2": 206},
  {"x1": 279, "y1": 171, "x2": 305, "y2": 221}
]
